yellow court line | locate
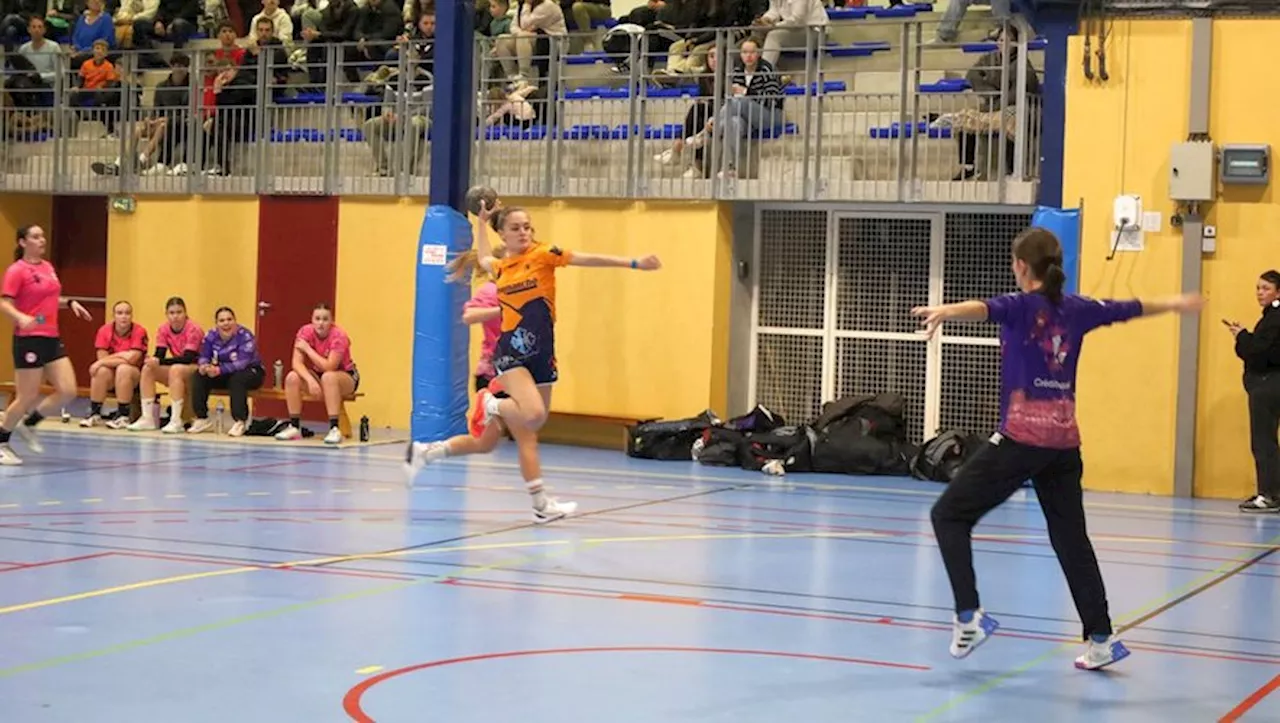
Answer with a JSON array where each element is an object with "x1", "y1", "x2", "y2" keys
[
  {"x1": 0, "y1": 567, "x2": 258, "y2": 615},
  {"x1": 355, "y1": 665, "x2": 383, "y2": 675}
]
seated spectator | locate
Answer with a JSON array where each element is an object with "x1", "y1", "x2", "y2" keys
[
  {"x1": 950, "y1": 24, "x2": 1039, "y2": 180},
  {"x1": 68, "y1": 0, "x2": 115, "y2": 67},
  {"x1": 350, "y1": 0, "x2": 402, "y2": 78},
  {"x1": 211, "y1": 20, "x2": 245, "y2": 64},
  {"x1": 72, "y1": 38, "x2": 121, "y2": 135},
  {"x1": 88, "y1": 53, "x2": 191, "y2": 176},
  {"x1": 1, "y1": 0, "x2": 44, "y2": 49},
  {"x1": 476, "y1": 0, "x2": 511, "y2": 38},
  {"x1": 387, "y1": 4, "x2": 433, "y2": 65},
  {"x1": 133, "y1": 0, "x2": 198, "y2": 67},
  {"x1": 81, "y1": 300, "x2": 149, "y2": 429},
  {"x1": 202, "y1": 58, "x2": 257, "y2": 176},
  {"x1": 43, "y1": 0, "x2": 79, "y2": 42},
  {"x1": 249, "y1": 0, "x2": 294, "y2": 52},
  {"x1": 275, "y1": 303, "x2": 360, "y2": 445},
  {"x1": 362, "y1": 88, "x2": 429, "y2": 175},
  {"x1": 935, "y1": 0, "x2": 1009, "y2": 44},
  {"x1": 705, "y1": 37, "x2": 783, "y2": 179},
  {"x1": 600, "y1": 0, "x2": 678, "y2": 75},
  {"x1": 653, "y1": 42, "x2": 721, "y2": 178},
  {"x1": 655, "y1": 0, "x2": 715, "y2": 78},
  {"x1": 188, "y1": 306, "x2": 264, "y2": 437},
  {"x1": 493, "y1": 0, "x2": 565, "y2": 84},
  {"x1": 561, "y1": 0, "x2": 609, "y2": 53},
  {"x1": 301, "y1": 0, "x2": 357, "y2": 86},
  {"x1": 753, "y1": 0, "x2": 826, "y2": 67},
  {"x1": 7, "y1": 17, "x2": 60, "y2": 107},
  {"x1": 482, "y1": 81, "x2": 542, "y2": 127},
  {"x1": 112, "y1": 0, "x2": 156, "y2": 48},
  {"x1": 127, "y1": 296, "x2": 203, "y2": 433}
]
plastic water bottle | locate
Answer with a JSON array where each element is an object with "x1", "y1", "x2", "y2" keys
[
  {"x1": 215, "y1": 401, "x2": 225, "y2": 434},
  {"x1": 359, "y1": 416, "x2": 370, "y2": 442},
  {"x1": 273, "y1": 360, "x2": 283, "y2": 389}
]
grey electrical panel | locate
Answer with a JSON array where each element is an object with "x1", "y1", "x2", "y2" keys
[
  {"x1": 1169, "y1": 141, "x2": 1216, "y2": 201},
  {"x1": 1220, "y1": 145, "x2": 1270, "y2": 185}
]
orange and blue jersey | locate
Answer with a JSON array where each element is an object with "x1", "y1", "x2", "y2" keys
[{"x1": 491, "y1": 242, "x2": 573, "y2": 384}]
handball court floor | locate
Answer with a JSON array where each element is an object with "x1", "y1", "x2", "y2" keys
[{"x1": 0, "y1": 430, "x2": 1277, "y2": 722}]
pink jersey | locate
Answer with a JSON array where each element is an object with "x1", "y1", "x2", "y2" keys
[
  {"x1": 1, "y1": 259, "x2": 61, "y2": 338},
  {"x1": 155, "y1": 321, "x2": 205, "y2": 359},
  {"x1": 94, "y1": 322, "x2": 149, "y2": 362},
  {"x1": 464, "y1": 282, "x2": 501, "y2": 378},
  {"x1": 297, "y1": 323, "x2": 355, "y2": 373}
]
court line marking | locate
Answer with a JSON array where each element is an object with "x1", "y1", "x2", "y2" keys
[
  {"x1": 1221, "y1": 671, "x2": 1280, "y2": 722},
  {"x1": 354, "y1": 666, "x2": 383, "y2": 676},
  {"x1": 343, "y1": 647, "x2": 931, "y2": 722},
  {"x1": 914, "y1": 532, "x2": 1280, "y2": 722}
]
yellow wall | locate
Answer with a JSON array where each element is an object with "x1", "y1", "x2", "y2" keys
[
  {"x1": 337, "y1": 197, "x2": 732, "y2": 429},
  {"x1": 1066, "y1": 19, "x2": 1280, "y2": 499},
  {"x1": 106, "y1": 196, "x2": 260, "y2": 343},
  {"x1": 1065, "y1": 20, "x2": 1192, "y2": 495},
  {"x1": 335, "y1": 198, "x2": 419, "y2": 428},
  {"x1": 0, "y1": 195, "x2": 54, "y2": 382}
]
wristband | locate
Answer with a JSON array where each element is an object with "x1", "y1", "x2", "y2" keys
[{"x1": 631, "y1": 259, "x2": 637, "y2": 269}]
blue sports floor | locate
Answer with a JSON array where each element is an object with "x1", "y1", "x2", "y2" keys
[{"x1": 0, "y1": 428, "x2": 1277, "y2": 722}]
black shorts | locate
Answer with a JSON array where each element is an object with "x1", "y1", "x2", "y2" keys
[{"x1": 13, "y1": 335, "x2": 66, "y2": 370}]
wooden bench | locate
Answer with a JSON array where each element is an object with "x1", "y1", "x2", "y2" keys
[
  {"x1": 0, "y1": 382, "x2": 365, "y2": 438},
  {"x1": 540, "y1": 411, "x2": 647, "y2": 451}
]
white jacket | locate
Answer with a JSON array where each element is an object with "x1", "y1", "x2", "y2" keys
[{"x1": 762, "y1": 0, "x2": 828, "y2": 27}]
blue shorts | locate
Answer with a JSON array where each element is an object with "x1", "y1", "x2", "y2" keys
[{"x1": 493, "y1": 327, "x2": 558, "y2": 386}]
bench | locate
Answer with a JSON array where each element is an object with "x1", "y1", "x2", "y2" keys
[
  {"x1": 540, "y1": 412, "x2": 647, "y2": 451},
  {"x1": 0, "y1": 383, "x2": 364, "y2": 438}
]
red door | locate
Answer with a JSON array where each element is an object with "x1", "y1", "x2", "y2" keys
[
  {"x1": 255, "y1": 196, "x2": 340, "y2": 421},
  {"x1": 51, "y1": 196, "x2": 109, "y2": 388}
]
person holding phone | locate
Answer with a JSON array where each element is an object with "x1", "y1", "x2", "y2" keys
[{"x1": 1224, "y1": 270, "x2": 1280, "y2": 513}]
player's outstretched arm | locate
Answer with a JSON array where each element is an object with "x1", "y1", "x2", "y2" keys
[
  {"x1": 910, "y1": 300, "x2": 989, "y2": 339},
  {"x1": 568, "y1": 253, "x2": 661, "y2": 270}
]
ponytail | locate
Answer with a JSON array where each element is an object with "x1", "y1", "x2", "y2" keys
[
  {"x1": 446, "y1": 241, "x2": 508, "y2": 284},
  {"x1": 1042, "y1": 263, "x2": 1066, "y2": 303},
  {"x1": 13, "y1": 225, "x2": 33, "y2": 261},
  {"x1": 12, "y1": 245, "x2": 21, "y2": 262}
]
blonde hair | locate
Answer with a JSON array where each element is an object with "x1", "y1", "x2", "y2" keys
[{"x1": 446, "y1": 241, "x2": 507, "y2": 284}]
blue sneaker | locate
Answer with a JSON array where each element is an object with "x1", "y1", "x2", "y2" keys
[
  {"x1": 949, "y1": 609, "x2": 1000, "y2": 658},
  {"x1": 1074, "y1": 637, "x2": 1131, "y2": 670}
]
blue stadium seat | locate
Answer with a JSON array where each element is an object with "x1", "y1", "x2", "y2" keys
[
  {"x1": 783, "y1": 80, "x2": 848, "y2": 95},
  {"x1": 869, "y1": 121, "x2": 952, "y2": 139},
  {"x1": 961, "y1": 37, "x2": 1048, "y2": 53},
  {"x1": 919, "y1": 78, "x2": 971, "y2": 93}
]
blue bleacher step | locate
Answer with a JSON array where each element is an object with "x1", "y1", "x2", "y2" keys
[
  {"x1": 275, "y1": 91, "x2": 383, "y2": 105},
  {"x1": 869, "y1": 121, "x2": 952, "y2": 139},
  {"x1": 962, "y1": 37, "x2": 1048, "y2": 53},
  {"x1": 478, "y1": 122, "x2": 799, "y2": 141},
  {"x1": 270, "y1": 128, "x2": 368, "y2": 142},
  {"x1": 827, "y1": 3, "x2": 932, "y2": 20},
  {"x1": 781, "y1": 40, "x2": 891, "y2": 59},
  {"x1": 919, "y1": 78, "x2": 971, "y2": 93},
  {"x1": 563, "y1": 80, "x2": 846, "y2": 100}
]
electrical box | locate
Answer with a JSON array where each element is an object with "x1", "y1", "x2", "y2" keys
[
  {"x1": 1169, "y1": 141, "x2": 1216, "y2": 201},
  {"x1": 1220, "y1": 144, "x2": 1270, "y2": 185}
]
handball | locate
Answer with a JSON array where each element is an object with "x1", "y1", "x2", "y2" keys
[{"x1": 465, "y1": 185, "x2": 499, "y2": 216}]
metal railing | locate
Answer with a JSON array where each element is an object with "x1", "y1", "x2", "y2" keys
[{"x1": 0, "y1": 17, "x2": 1041, "y2": 202}]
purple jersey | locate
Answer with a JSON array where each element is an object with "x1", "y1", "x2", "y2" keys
[
  {"x1": 984, "y1": 292, "x2": 1143, "y2": 449},
  {"x1": 198, "y1": 325, "x2": 262, "y2": 374}
]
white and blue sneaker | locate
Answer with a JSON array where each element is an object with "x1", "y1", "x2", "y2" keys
[
  {"x1": 1074, "y1": 636, "x2": 1131, "y2": 670},
  {"x1": 949, "y1": 609, "x2": 1000, "y2": 658}
]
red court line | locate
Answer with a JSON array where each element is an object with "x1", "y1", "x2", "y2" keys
[
  {"x1": 343, "y1": 646, "x2": 929, "y2": 722},
  {"x1": 443, "y1": 579, "x2": 1280, "y2": 667},
  {"x1": 224, "y1": 460, "x2": 312, "y2": 473},
  {"x1": 1220, "y1": 672, "x2": 1280, "y2": 722},
  {"x1": 112, "y1": 551, "x2": 415, "y2": 582},
  {"x1": 0, "y1": 552, "x2": 113, "y2": 573}
]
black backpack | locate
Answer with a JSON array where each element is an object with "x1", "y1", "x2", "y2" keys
[
  {"x1": 626, "y1": 410, "x2": 721, "y2": 460},
  {"x1": 911, "y1": 429, "x2": 988, "y2": 483}
]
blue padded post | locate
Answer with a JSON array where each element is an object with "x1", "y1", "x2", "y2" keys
[
  {"x1": 1031, "y1": 205, "x2": 1081, "y2": 294},
  {"x1": 411, "y1": 207, "x2": 473, "y2": 441},
  {"x1": 1031, "y1": 9, "x2": 1077, "y2": 208},
  {"x1": 411, "y1": 0, "x2": 474, "y2": 441}
]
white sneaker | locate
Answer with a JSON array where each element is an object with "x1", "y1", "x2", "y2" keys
[
  {"x1": 79, "y1": 414, "x2": 101, "y2": 428},
  {"x1": 0, "y1": 444, "x2": 22, "y2": 465},
  {"x1": 274, "y1": 425, "x2": 302, "y2": 441},
  {"x1": 187, "y1": 418, "x2": 215, "y2": 434},
  {"x1": 227, "y1": 420, "x2": 246, "y2": 437},
  {"x1": 322, "y1": 427, "x2": 342, "y2": 445},
  {"x1": 949, "y1": 609, "x2": 999, "y2": 658},
  {"x1": 533, "y1": 498, "x2": 577, "y2": 524},
  {"x1": 403, "y1": 440, "x2": 447, "y2": 483},
  {"x1": 161, "y1": 419, "x2": 185, "y2": 434},
  {"x1": 127, "y1": 416, "x2": 158, "y2": 431},
  {"x1": 1074, "y1": 636, "x2": 1131, "y2": 670},
  {"x1": 654, "y1": 148, "x2": 677, "y2": 165},
  {"x1": 105, "y1": 416, "x2": 130, "y2": 430},
  {"x1": 14, "y1": 424, "x2": 43, "y2": 454}
]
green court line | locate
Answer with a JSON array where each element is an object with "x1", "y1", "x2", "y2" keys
[{"x1": 913, "y1": 531, "x2": 1280, "y2": 722}]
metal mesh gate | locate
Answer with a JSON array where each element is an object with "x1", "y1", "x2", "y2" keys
[{"x1": 750, "y1": 206, "x2": 1032, "y2": 443}]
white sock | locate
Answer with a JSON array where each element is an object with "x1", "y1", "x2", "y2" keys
[
  {"x1": 526, "y1": 478, "x2": 547, "y2": 510},
  {"x1": 170, "y1": 400, "x2": 184, "y2": 421},
  {"x1": 484, "y1": 393, "x2": 503, "y2": 418},
  {"x1": 141, "y1": 400, "x2": 154, "y2": 418},
  {"x1": 427, "y1": 442, "x2": 450, "y2": 461}
]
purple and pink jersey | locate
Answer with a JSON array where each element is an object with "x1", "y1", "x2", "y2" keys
[
  {"x1": 155, "y1": 321, "x2": 205, "y2": 359},
  {"x1": 296, "y1": 323, "x2": 356, "y2": 373},
  {"x1": 93, "y1": 323, "x2": 149, "y2": 362},
  {"x1": 1, "y1": 259, "x2": 61, "y2": 338},
  {"x1": 464, "y1": 282, "x2": 501, "y2": 379},
  {"x1": 984, "y1": 292, "x2": 1143, "y2": 449}
]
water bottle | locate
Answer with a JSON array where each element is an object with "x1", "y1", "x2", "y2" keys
[
  {"x1": 273, "y1": 360, "x2": 283, "y2": 389},
  {"x1": 359, "y1": 415, "x2": 370, "y2": 442},
  {"x1": 215, "y1": 401, "x2": 225, "y2": 435},
  {"x1": 60, "y1": 407, "x2": 70, "y2": 423}
]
